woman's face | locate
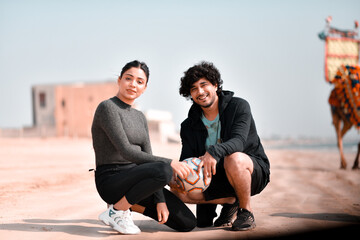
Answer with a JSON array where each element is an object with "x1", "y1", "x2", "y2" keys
[{"x1": 117, "y1": 67, "x2": 147, "y2": 105}]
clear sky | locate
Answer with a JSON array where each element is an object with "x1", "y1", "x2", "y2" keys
[{"x1": 0, "y1": 0, "x2": 359, "y2": 139}]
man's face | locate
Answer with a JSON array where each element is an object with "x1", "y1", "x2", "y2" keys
[{"x1": 190, "y1": 78, "x2": 218, "y2": 108}]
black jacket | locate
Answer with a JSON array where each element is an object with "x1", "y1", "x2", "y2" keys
[{"x1": 180, "y1": 90, "x2": 270, "y2": 175}]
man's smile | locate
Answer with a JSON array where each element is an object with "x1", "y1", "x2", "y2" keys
[{"x1": 198, "y1": 94, "x2": 208, "y2": 101}]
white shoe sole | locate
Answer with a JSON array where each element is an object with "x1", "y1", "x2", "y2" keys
[
  {"x1": 99, "y1": 209, "x2": 140, "y2": 234},
  {"x1": 109, "y1": 221, "x2": 141, "y2": 235}
]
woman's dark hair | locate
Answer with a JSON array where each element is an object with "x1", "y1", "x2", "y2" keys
[
  {"x1": 179, "y1": 61, "x2": 223, "y2": 99},
  {"x1": 120, "y1": 60, "x2": 150, "y2": 83}
]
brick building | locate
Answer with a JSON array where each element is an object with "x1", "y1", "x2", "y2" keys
[{"x1": 31, "y1": 81, "x2": 117, "y2": 137}]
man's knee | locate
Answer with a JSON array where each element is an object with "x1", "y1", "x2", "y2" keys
[{"x1": 224, "y1": 152, "x2": 253, "y2": 173}]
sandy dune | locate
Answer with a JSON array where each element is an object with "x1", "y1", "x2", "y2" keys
[{"x1": 0, "y1": 138, "x2": 359, "y2": 239}]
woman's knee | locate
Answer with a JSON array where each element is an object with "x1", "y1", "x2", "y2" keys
[
  {"x1": 163, "y1": 189, "x2": 196, "y2": 232},
  {"x1": 177, "y1": 216, "x2": 197, "y2": 232},
  {"x1": 152, "y1": 162, "x2": 173, "y2": 184},
  {"x1": 170, "y1": 211, "x2": 196, "y2": 232}
]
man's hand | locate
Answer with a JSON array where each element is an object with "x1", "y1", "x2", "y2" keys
[
  {"x1": 156, "y1": 202, "x2": 169, "y2": 224},
  {"x1": 198, "y1": 152, "x2": 217, "y2": 177}
]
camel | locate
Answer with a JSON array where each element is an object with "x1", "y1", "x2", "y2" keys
[
  {"x1": 330, "y1": 97, "x2": 360, "y2": 169},
  {"x1": 319, "y1": 17, "x2": 360, "y2": 169},
  {"x1": 328, "y1": 65, "x2": 360, "y2": 169}
]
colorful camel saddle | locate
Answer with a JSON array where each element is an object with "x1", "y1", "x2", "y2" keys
[{"x1": 329, "y1": 65, "x2": 360, "y2": 129}]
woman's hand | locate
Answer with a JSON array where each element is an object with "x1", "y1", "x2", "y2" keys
[
  {"x1": 156, "y1": 202, "x2": 169, "y2": 224},
  {"x1": 170, "y1": 160, "x2": 195, "y2": 179},
  {"x1": 169, "y1": 172, "x2": 185, "y2": 193}
]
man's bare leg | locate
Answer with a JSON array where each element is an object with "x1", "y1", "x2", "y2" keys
[
  {"x1": 224, "y1": 152, "x2": 253, "y2": 211},
  {"x1": 170, "y1": 188, "x2": 235, "y2": 205},
  {"x1": 223, "y1": 152, "x2": 256, "y2": 230}
]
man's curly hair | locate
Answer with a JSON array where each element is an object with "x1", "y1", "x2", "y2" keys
[{"x1": 179, "y1": 61, "x2": 223, "y2": 99}]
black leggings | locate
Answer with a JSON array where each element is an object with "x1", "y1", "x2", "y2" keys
[{"x1": 95, "y1": 162, "x2": 196, "y2": 232}]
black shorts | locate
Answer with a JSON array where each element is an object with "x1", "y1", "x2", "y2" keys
[{"x1": 203, "y1": 156, "x2": 270, "y2": 201}]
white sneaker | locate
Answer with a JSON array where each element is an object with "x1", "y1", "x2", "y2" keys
[
  {"x1": 98, "y1": 208, "x2": 110, "y2": 226},
  {"x1": 99, "y1": 205, "x2": 141, "y2": 235}
]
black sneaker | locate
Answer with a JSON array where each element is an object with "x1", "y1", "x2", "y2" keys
[
  {"x1": 214, "y1": 201, "x2": 239, "y2": 227},
  {"x1": 231, "y1": 208, "x2": 256, "y2": 231}
]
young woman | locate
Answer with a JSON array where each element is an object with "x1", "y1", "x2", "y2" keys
[{"x1": 92, "y1": 60, "x2": 196, "y2": 235}]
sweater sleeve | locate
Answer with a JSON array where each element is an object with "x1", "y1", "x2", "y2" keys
[
  {"x1": 207, "y1": 99, "x2": 251, "y2": 161},
  {"x1": 96, "y1": 102, "x2": 171, "y2": 165}
]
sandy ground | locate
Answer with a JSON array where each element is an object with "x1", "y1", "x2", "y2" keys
[{"x1": 0, "y1": 138, "x2": 359, "y2": 240}]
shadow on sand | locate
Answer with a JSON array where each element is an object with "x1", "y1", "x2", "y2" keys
[
  {"x1": 267, "y1": 212, "x2": 360, "y2": 240},
  {"x1": 0, "y1": 219, "x2": 119, "y2": 238},
  {"x1": 0, "y1": 218, "x2": 219, "y2": 238},
  {"x1": 271, "y1": 212, "x2": 360, "y2": 223}
]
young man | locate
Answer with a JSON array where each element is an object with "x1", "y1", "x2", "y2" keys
[{"x1": 172, "y1": 61, "x2": 270, "y2": 231}]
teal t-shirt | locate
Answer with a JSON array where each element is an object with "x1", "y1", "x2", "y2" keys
[{"x1": 201, "y1": 113, "x2": 221, "y2": 150}]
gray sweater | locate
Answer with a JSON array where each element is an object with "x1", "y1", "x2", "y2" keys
[{"x1": 92, "y1": 97, "x2": 172, "y2": 167}]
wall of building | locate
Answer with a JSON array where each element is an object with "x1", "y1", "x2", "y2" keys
[
  {"x1": 54, "y1": 81, "x2": 117, "y2": 137},
  {"x1": 145, "y1": 109, "x2": 180, "y2": 143},
  {"x1": 32, "y1": 85, "x2": 56, "y2": 127}
]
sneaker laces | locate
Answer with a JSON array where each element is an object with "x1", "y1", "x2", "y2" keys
[
  {"x1": 121, "y1": 210, "x2": 139, "y2": 229},
  {"x1": 237, "y1": 208, "x2": 254, "y2": 222},
  {"x1": 123, "y1": 210, "x2": 134, "y2": 223}
]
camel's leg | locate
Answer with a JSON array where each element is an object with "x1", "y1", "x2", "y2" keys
[
  {"x1": 352, "y1": 143, "x2": 360, "y2": 170},
  {"x1": 337, "y1": 128, "x2": 347, "y2": 169},
  {"x1": 339, "y1": 120, "x2": 352, "y2": 169},
  {"x1": 332, "y1": 112, "x2": 347, "y2": 169}
]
